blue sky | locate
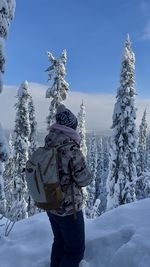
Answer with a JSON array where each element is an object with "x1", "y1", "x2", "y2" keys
[{"x1": 4, "y1": 0, "x2": 150, "y2": 97}]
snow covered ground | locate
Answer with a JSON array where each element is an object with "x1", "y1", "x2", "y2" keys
[{"x1": 0, "y1": 198, "x2": 150, "y2": 267}]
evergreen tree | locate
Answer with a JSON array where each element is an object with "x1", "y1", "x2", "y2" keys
[
  {"x1": 77, "y1": 100, "x2": 87, "y2": 158},
  {"x1": 141, "y1": 172, "x2": 150, "y2": 198},
  {"x1": 96, "y1": 137, "x2": 107, "y2": 215},
  {"x1": 107, "y1": 35, "x2": 138, "y2": 210},
  {"x1": 0, "y1": 38, "x2": 5, "y2": 90},
  {"x1": 0, "y1": 127, "x2": 9, "y2": 214},
  {"x1": 27, "y1": 93, "x2": 38, "y2": 216},
  {"x1": 0, "y1": 0, "x2": 16, "y2": 91},
  {"x1": 86, "y1": 133, "x2": 91, "y2": 165},
  {"x1": 3, "y1": 133, "x2": 15, "y2": 217},
  {"x1": 134, "y1": 171, "x2": 150, "y2": 200},
  {"x1": 28, "y1": 94, "x2": 37, "y2": 158},
  {"x1": 0, "y1": 162, "x2": 6, "y2": 214},
  {"x1": 95, "y1": 137, "x2": 109, "y2": 215},
  {"x1": 90, "y1": 198, "x2": 101, "y2": 219},
  {"x1": 86, "y1": 132, "x2": 97, "y2": 218},
  {"x1": 137, "y1": 109, "x2": 148, "y2": 175},
  {"x1": 95, "y1": 137, "x2": 103, "y2": 200},
  {"x1": 103, "y1": 136, "x2": 110, "y2": 172},
  {"x1": 7, "y1": 0, "x2": 16, "y2": 21},
  {"x1": 0, "y1": 0, "x2": 15, "y2": 215},
  {"x1": 45, "y1": 49, "x2": 69, "y2": 129},
  {"x1": 99, "y1": 137, "x2": 110, "y2": 214},
  {"x1": 136, "y1": 110, "x2": 148, "y2": 199},
  {"x1": 13, "y1": 80, "x2": 30, "y2": 220},
  {"x1": 4, "y1": 134, "x2": 14, "y2": 179},
  {"x1": 9, "y1": 197, "x2": 28, "y2": 222},
  {"x1": 77, "y1": 100, "x2": 88, "y2": 210},
  {"x1": 145, "y1": 132, "x2": 150, "y2": 171},
  {"x1": 99, "y1": 171, "x2": 108, "y2": 215}
]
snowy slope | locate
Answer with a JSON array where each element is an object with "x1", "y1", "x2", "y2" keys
[{"x1": 0, "y1": 198, "x2": 150, "y2": 267}]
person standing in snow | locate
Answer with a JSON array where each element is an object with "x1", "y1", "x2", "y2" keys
[{"x1": 45, "y1": 104, "x2": 92, "y2": 267}]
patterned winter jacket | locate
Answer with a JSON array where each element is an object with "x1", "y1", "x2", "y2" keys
[{"x1": 45, "y1": 123, "x2": 92, "y2": 216}]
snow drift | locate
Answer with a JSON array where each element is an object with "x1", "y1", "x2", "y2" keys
[{"x1": 0, "y1": 198, "x2": 150, "y2": 267}]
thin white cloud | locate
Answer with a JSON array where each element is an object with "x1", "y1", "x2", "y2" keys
[{"x1": 0, "y1": 83, "x2": 150, "y2": 134}]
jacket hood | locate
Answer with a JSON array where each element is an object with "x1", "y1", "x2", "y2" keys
[
  {"x1": 45, "y1": 123, "x2": 81, "y2": 148},
  {"x1": 51, "y1": 123, "x2": 81, "y2": 144}
]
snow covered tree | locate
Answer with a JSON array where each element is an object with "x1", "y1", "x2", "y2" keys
[
  {"x1": 27, "y1": 93, "x2": 38, "y2": 216},
  {"x1": 77, "y1": 100, "x2": 88, "y2": 211},
  {"x1": 7, "y1": 0, "x2": 16, "y2": 21},
  {"x1": 0, "y1": 0, "x2": 16, "y2": 92},
  {"x1": 28, "y1": 94, "x2": 37, "y2": 158},
  {"x1": 95, "y1": 137, "x2": 103, "y2": 200},
  {"x1": 90, "y1": 198, "x2": 101, "y2": 219},
  {"x1": 3, "y1": 134, "x2": 14, "y2": 179},
  {"x1": 0, "y1": 39, "x2": 5, "y2": 90},
  {"x1": 86, "y1": 132, "x2": 97, "y2": 218},
  {"x1": 145, "y1": 132, "x2": 150, "y2": 171},
  {"x1": 107, "y1": 35, "x2": 138, "y2": 210},
  {"x1": 3, "y1": 133, "x2": 15, "y2": 217},
  {"x1": 95, "y1": 137, "x2": 107, "y2": 215},
  {"x1": 137, "y1": 109, "x2": 148, "y2": 175},
  {"x1": 98, "y1": 137, "x2": 110, "y2": 214},
  {"x1": 77, "y1": 100, "x2": 87, "y2": 158},
  {"x1": 13, "y1": 80, "x2": 30, "y2": 220},
  {"x1": 0, "y1": 127, "x2": 9, "y2": 214},
  {"x1": 45, "y1": 49, "x2": 69, "y2": 129},
  {"x1": 136, "y1": 110, "x2": 148, "y2": 199},
  {"x1": 141, "y1": 172, "x2": 150, "y2": 198},
  {"x1": 135, "y1": 171, "x2": 150, "y2": 200},
  {"x1": 103, "y1": 136, "x2": 110, "y2": 172},
  {"x1": 0, "y1": 163, "x2": 6, "y2": 215},
  {"x1": 9, "y1": 198, "x2": 28, "y2": 222},
  {"x1": 0, "y1": 0, "x2": 15, "y2": 216},
  {"x1": 95, "y1": 137, "x2": 109, "y2": 216}
]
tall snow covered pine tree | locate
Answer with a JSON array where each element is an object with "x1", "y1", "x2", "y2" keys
[
  {"x1": 3, "y1": 133, "x2": 15, "y2": 218},
  {"x1": 27, "y1": 84, "x2": 38, "y2": 216},
  {"x1": 0, "y1": 0, "x2": 16, "y2": 92},
  {"x1": 45, "y1": 49, "x2": 69, "y2": 129},
  {"x1": 77, "y1": 100, "x2": 88, "y2": 211},
  {"x1": 13, "y1": 80, "x2": 30, "y2": 220},
  {"x1": 77, "y1": 100, "x2": 87, "y2": 158},
  {"x1": 107, "y1": 35, "x2": 138, "y2": 210},
  {"x1": 0, "y1": 0, "x2": 16, "y2": 215},
  {"x1": 86, "y1": 132, "x2": 98, "y2": 218},
  {"x1": 28, "y1": 94, "x2": 37, "y2": 158},
  {"x1": 137, "y1": 109, "x2": 147, "y2": 175}
]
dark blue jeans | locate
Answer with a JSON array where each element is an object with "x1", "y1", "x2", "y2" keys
[{"x1": 47, "y1": 210, "x2": 85, "y2": 267}]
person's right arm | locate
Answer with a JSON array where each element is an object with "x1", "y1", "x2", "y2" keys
[{"x1": 71, "y1": 146, "x2": 92, "y2": 187}]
